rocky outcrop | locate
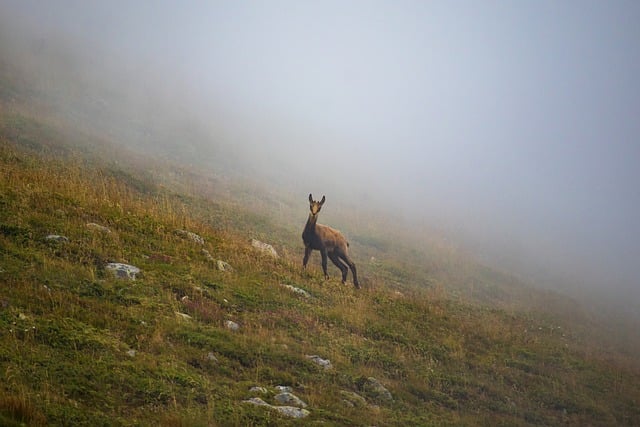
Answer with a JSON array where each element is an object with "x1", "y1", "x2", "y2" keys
[{"x1": 105, "y1": 262, "x2": 141, "y2": 280}]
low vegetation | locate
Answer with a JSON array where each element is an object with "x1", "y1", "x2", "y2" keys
[{"x1": 1, "y1": 103, "x2": 639, "y2": 426}]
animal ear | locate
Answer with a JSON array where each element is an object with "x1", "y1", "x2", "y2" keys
[
  {"x1": 309, "y1": 194, "x2": 313, "y2": 203},
  {"x1": 320, "y1": 195, "x2": 325, "y2": 205}
]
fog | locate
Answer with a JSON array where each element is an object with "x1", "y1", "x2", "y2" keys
[{"x1": 1, "y1": 1, "x2": 639, "y2": 302}]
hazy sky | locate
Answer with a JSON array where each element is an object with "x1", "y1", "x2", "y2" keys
[{"x1": 2, "y1": 1, "x2": 639, "y2": 299}]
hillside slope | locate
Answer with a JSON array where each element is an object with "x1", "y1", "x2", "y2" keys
[{"x1": 1, "y1": 105, "x2": 639, "y2": 426}]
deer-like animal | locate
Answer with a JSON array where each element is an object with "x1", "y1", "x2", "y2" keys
[{"x1": 302, "y1": 194, "x2": 359, "y2": 288}]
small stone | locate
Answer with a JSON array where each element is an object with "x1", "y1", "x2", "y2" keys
[
  {"x1": 175, "y1": 229, "x2": 205, "y2": 245},
  {"x1": 243, "y1": 397, "x2": 270, "y2": 407},
  {"x1": 45, "y1": 234, "x2": 69, "y2": 243},
  {"x1": 175, "y1": 312, "x2": 192, "y2": 320},
  {"x1": 202, "y1": 249, "x2": 215, "y2": 262},
  {"x1": 249, "y1": 386, "x2": 268, "y2": 394},
  {"x1": 126, "y1": 349, "x2": 136, "y2": 357},
  {"x1": 225, "y1": 320, "x2": 239, "y2": 331},
  {"x1": 281, "y1": 284, "x2": 311, "y2": 298},
  {"x1": 340, "y1": 390, "x2": 367, "y2": 408},
  {"x1": 273, "y1": 406, "x2": 310, "y2": 419},
  {"x1": 275, "y1": 385, "x2": 292, "y2": 393},
  {"x1": 358, "y1": 377, "x2": 393, "y2": 402},
  {"x1": 86, "y1": 223, "x2": 111, "y2": 233},
  {"x1": 250, "y1": 239, "x2": 278, "y2": 258},
  {"x1": 216, "y1": 260, "x2": 234, "y2": 272},
  {"x1": 306, "y1": 355, "x2": 332, "y2": 370},
  {"x1": 105, "y1": 263, "x2": 140, "y2": 280},
  {"x1": 274, "y1": 392, "x2": 308, "y2": 408}
]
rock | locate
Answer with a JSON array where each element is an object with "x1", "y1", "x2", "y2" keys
[
  {"x1": 126, "y1": 349, "x2": 136, "y2": 357},
  {"x1": 244, "y1": 397, "x2": 270, "y2": 407},
  {"x1": 274, "y1": 392, "x2": 308, "y2": 408},
  {"x1": 306, "y1": 355, "x2": 332, "y2": 370},
  {"x1": 45, "y1": 234, "x2": 69, "y2": 243},
  {"x1": 249, "y1": 386, "x2": 269, "y2": 394},
  {"x1": 175, "y1": 312, "x2": 193, "y2": 320},
  {"x1": 86, "y1": 223, "x2": 111, "y2": 233},
  {"x1": 175, "y1": 229, "x2": 205, "y2": 245},
  {"x1": 105, "y1": 263, "x2": 140, "y2": 280},
  {"x1": 201, "y1": 249, "x2": 215, "y2": 262},
  {"x1": 250, "y1": 239, "x2": 278, "y2": 258},
  {"x1": 358, "y1": 377, "x2": 393, "y2": 402},
  {"x1": 280, "y1": 284, "x2": 311, "y2": 298},
  {"x1": 273, "y1": 406, "x2": 310, "y2": 419},
  {"x1": 207, "y1": 352, "x2": 219, "y2": 362},
  {"x1": 275, "y1": 385, "x2": 292, "y2": 393},
  {"x1": 243, "y1": 398, "x2": 310, "y2": 419},
  {"x1": 216, "y1": 260, "x2": 234, "y2": 272},
  {"x1": 225, "y1": 320, "x2": 239, "y2": 331},
  {"x1": 340, "y1": 390, "x2": 368, "y2": 408}
]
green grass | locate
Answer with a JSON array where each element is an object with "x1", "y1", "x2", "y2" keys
[{"x1": 1, "y1": 105, "x2": 639, "y2": 426}]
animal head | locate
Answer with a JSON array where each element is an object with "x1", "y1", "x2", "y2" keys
[{"x1": 308, "y1": 194, "x2": 326, "y2": 216}]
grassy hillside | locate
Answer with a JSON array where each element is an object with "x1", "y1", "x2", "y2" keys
[{"x1": 1, "y1": 104, "x2": 640, "y2": 425}]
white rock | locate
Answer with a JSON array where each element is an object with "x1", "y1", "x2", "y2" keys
[
  {"x1": 225, "y1": 320, "x2": 239, "y2": 331},
  {"x1": 250, "y1": 239, "x2": 278, "y2": 258},
  {"x1": 281, "y1": 284, "x2": 311, "y2": 298},
  {"x1": 45, "y1": 234, "x2": 69, "y2": 242}
]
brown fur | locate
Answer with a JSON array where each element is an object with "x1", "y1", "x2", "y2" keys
[{"x1": 302, "y1": 194, "x2": 359, "y2": 288}]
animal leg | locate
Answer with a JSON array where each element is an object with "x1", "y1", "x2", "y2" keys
[
  {"x1": 339, "y1": 253, "x2": 360, "y2": 289},
  {"x1": 302, "y1": 246, "x2": 312, "y2": 268},
  {"x1": 320, "y1": 248, "x2": 329, "y2": 279},
  {"x1": 328, "y1": 251, "x2": 349, "y2": 283}
]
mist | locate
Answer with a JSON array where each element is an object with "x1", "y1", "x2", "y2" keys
[{"x1": 1, "y1": 1, "x2": 639, "y2": 303}]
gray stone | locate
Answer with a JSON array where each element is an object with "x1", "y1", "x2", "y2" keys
[
  {"x1": 216, "y1": 260, "x2": 234, "y2": 272},
  {"x1": 274, "y1": 392, "x2": 308, "y2": 408},
  {"x1": 249, "y1": 386, "x2": 268, "y2": 394},
  {"x1": 175, "y1": 312, "x2": 192, "y2": 320},
  {"x1": 306, "y1": 355, "x2": 332, "y2": 370},
  {"x1": 359, "y1": 377, "x2": 393, "y2": 402},
  {"x1": 273, "y1": 406, "x2": 310, "y2": 418},
  {"x1": 126, "y1": 349, "x2": 136, "y2": 357},
  {"x1": 225, "y1": 320, "x2": 239, "y2": 331},
  {"x1": 45, "y1": 234, "x2": 69, "y2": 243},
  {"x1": 86, "y1": 223, "x2": 111, "y2": 233},
  {"x1": 175, "y1": 229, "x2": 205, "y2": 245},
  {"x1": 340, "y1": 390, "x2": 368, "y2": 408},
  {"x1": 251, "y1": 239, "x2": 278, "y2": 258},
  {"x1": 207, "y1": 352, "x2": 219, "y2": 362},
  {"x1": 105, "y1": 263, "x2": 140, "y2": 280},
  {"x1": 275, "y1": 385, "x2": 292, "y2": 393},
  {"x1": 201, "y1": 249, "x2": 215, "y2": 262},
  {"x1": 243, "y1": 398, "x2": 310, "y2": 419}
]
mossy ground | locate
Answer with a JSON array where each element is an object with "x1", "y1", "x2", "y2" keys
[{"x1": 1, "y1": 108, "x2": 639, "y2": 426}]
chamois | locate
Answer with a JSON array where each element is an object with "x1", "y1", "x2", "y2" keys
[{"x1": 302, "y1": 194, "x2": 359, "y2": 288}]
